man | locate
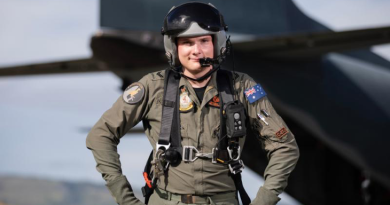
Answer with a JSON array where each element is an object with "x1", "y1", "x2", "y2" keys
[{"x1": 86, "y1": 2, "x2": 299, "y2": 205}]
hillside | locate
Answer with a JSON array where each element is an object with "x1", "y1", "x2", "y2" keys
[{"x1": 0, "y1": 175, "x2": 116, "y2": 205}]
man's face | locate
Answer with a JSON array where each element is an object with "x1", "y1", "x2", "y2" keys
[{"x1": 177, "y1": 35, "x2": 214, "y2": 76}]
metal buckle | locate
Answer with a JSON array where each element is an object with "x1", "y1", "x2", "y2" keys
[
  {"x1": 183, "y1": 146, "x2": 214, "y2": 162},
  {"x1": 155, "y1": 143, "x2": 171, "y2": 170},
  {"x1": 227, "y1": 145, "x2": 241, "y2": 161},
  {"x1": 228, "y1": 159, "x2": 245, "y2": 175},
  {"x1": 156, "y1": 143, "x2": 170, "y2": 152},
  {"x1": 212, "y1": 148, "x2": 217, "y2": 163},
  {"x1": 182, "y1": 146, "x2": 199, "y2": 162}
]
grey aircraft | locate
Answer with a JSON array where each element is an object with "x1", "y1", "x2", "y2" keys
[{"x1": 1, "y1": 0, "x2": 390, "y2": 204}]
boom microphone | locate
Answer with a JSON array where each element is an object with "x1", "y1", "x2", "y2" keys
[{"x1": 199, "y1": 57, "x2": 219, "y2": 67}]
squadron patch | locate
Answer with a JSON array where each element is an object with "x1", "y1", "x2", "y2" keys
[
  {"x1": 275, "y1": 127, "x2": 289, "y2": 139},
  {"x1": 123, "y1": 82, "x2": 145, "y2": 104},
  {"x1": 179, "y1": 86, "x2": 194, "y2": 112},
  {"x1": 208, "y1": 95, "x2": 220, "y2": 108},
  {"x1": 244, "y1": 84, "x2": 267, "y2": 104}
]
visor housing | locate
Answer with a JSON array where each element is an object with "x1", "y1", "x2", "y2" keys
[{"x1": 162, "y1": 2, "x2": 227, "y2": 36}]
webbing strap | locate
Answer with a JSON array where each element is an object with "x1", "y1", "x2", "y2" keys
[
  {"x1": 217, "y1": 69, "x2": 234, "y2": 109},
  {"x1": 217, "y1": 69, "x2": 251, "y2": 205},
  {"x1": 217, "y1": 69, "x2": 233, "y2": 151},
  {"x1": 158, "y1": 69, "x2": 181, "y2": 149},
  {"x1": 232, "y1": 172, "x2": 251, "y2": 205}
]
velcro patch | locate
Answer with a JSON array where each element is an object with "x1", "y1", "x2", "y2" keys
[
  {"x1": 244, "y1": 84, "x2": 267, "y2": 104},
  {"x1": 275, "y1": 127, "x2": 289, "y2": 139},
  {"x1": 179, "y1": 86, "x2": 194, "y2": 112},
  {"x1": 123, "y1": 82, "x2": 145, "y2": 104},
  {"x1": 208, "y1": 95, "x2": 220, "y2": 108}
]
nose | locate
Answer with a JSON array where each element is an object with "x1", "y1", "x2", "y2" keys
[{"x1": 192, "y1": 42, "x2": 202, "y2": 55}]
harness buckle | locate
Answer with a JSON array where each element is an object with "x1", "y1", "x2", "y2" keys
[
  {"x1": 183, "y1": 146, "x2": 214, "y2": 162},
  {"x1": 212, "y1": 148, "x2": 217, "y2": 163},
  {"x1": 156, "y1": 143, "x2": 171, "y2": 152},
  {"x1": 228, "y1": 159, "x2": 245, "y2": 175},
  {"x1": 183, "y1": 146, "x2": 199, "y2": 162},
  {"x1": 227, "y1": 145, "x2": 241, "y2": 161},
  {"x1": 155, "y1": 143, "x2": 171, "y2": 170}
]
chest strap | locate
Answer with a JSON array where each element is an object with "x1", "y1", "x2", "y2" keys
[
  {"x1": 156, "y1": 68, "x2": 182, "y2": 164},
  {"x1": 216, "y1": 69, "x2": 251, "y2": 205}
]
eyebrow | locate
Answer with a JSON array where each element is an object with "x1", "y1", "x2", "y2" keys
[{"x1": 178, "y1": 38, "x2": 191, "y2": 42}]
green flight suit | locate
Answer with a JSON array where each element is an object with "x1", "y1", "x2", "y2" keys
[{"x1": 86, "y1": 70, "x2": 299, "y2": 205}]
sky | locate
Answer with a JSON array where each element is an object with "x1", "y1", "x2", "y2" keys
[{"x1": 1, "y1": 0, "x2": 390, "y2": 204}]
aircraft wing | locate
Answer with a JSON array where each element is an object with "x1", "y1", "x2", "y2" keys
[
  {"x1": 1, "y1": 26, "x2": 390, "y2": 77},
  {"x1": 233, "y1": 26, "x2": 390, "y2": 59},
  {"x1": 0, "y1": 58, "x2": 108, "y2": 77}
]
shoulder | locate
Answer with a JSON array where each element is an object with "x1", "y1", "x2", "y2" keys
[
  {"x1": 147, "y1": 69, "x2": 166, "y2": 81},
  {"x1": 231, "y1": 71, "x2": 268, "y2": 105},
  {"x1": 129, "y1": 69, "x2": 166, "y2": 87},
  {"x1": 231, "y1": 71, "x2": 258, "y2": 89},
  {"x1": 135, "y1": 69, "x2": 166, "y2": 90},
  {"x1": 122, "y1": 69, "x2": 166, "y2": 104}
]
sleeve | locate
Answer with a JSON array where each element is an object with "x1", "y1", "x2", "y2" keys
[
  {"x1": 86, "y1": 75, "x2": 151, "y2": 205},
  {"x1": 237, "y1": 74, "x2": 299, "y2": 204}
]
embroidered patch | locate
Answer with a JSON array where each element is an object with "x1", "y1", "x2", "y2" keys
[
  {"x1": 244, "y1": 84, "x2": 267, "y2": 104},
  {"x1": 208, "y1": 95, "x2": 220, "y2": 108},
  {"x1": 179, "y1": 86, "x2": 194, "y2": 112},
  {"x1": 275, "y1": 127, "x2": 289, "y2": 139},
  {"x1": 122, "y1": 82, "x2": 145, "y2": 104}
]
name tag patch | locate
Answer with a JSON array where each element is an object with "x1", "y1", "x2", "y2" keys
[
  {"x1": 244, "y1": 84, "x2": 266, "y2": 104},
  {"x1": 276, "y1": 127, "x2": 289, "y2": 139}
]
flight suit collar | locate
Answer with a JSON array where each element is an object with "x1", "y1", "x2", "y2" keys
[{"x1": 179, "y1": 72, "x2": 219, "y2": 109}]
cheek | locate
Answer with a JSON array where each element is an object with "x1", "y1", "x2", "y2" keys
[
  {"x1": 178, "y1": 46, "x2": 190, "y2": 58},
  {"x1": 204, "y1": 43, "x2": 214, "y2": 58},
  {"x1": 206, "y1": 47, "x2": 214, "y2": 58}
]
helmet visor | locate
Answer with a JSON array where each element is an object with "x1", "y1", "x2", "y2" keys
[{"x1": 162, "y1": 3, "x2": 226, "y2": 35}]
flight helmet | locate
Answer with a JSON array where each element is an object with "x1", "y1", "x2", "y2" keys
[{"x1": 161, "y1": 2, "x2": 229, "y2": 67}]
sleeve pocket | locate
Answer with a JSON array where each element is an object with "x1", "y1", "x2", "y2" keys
[{"x1": 260, "y1": 116, "x2": 290, "y2": 143}]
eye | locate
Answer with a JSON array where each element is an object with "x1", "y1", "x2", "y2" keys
[{"x1": 179, "y1": 40, "x2": 191, "y2": 45}]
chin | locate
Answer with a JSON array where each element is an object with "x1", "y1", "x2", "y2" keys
[{"x1": 184, "y1": 64, "x2": 201, "y2": 71}]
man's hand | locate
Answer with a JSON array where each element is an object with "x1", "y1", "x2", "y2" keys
[
  {"x1": 106, "y1": 175, "x2": 146, "y2": 205},
  {"x1": 250, "y1": 187, "x2": 280, "y2": 205}
]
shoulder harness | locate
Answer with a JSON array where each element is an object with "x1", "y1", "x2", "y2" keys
[{"x1": 142, "y1": 68, "x2": 251, "y2": 205}]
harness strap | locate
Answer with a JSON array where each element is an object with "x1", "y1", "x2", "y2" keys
[
  {"x1": 158, "y1": 69, "x2": 181, "y2": 151},
  {"x1": 217, "y1": 69, "x2": 251, "y2": 205},
  {"x1": 144, "y1": 68, "x2": 250, "y2": 205},
  {"x1": 216, "y1": 69, "x2": 232, "y2": 155}
]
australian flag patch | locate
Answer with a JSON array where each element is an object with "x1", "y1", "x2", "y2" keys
[{"x1": 244, "y1": 84, "x2": 267, "y2": 104}]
